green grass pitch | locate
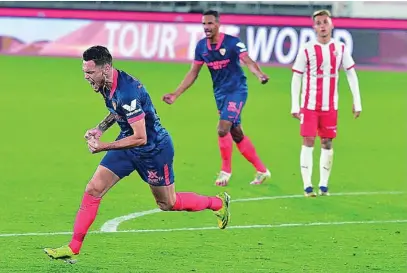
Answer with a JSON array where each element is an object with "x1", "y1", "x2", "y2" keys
[{"x1": 0, "y1": 55, "x2": 406, "y2": 272}]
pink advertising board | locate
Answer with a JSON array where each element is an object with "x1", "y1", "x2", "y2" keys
[{"x1": 1, "y1": 8, "x2": 406, "y2": 70}]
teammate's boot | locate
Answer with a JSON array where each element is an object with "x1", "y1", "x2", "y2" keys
[
  {"x1": 44, "y1": 245, "x2": 78, "y2": 264},
  {"x1": 250, "y1": 169, "x2": 271, "y2": 185},
  {"x1": 214, "y1": 192, "x2": 231, "y2": 229},
  {"x1": 318, "y1": 186, "x2": 330, "y2": 196},
  {"x1": 304, "y1": 186, "x2": 317, "y2": 197},
  {"x1": 215, "y1": 171, "x2": 231, "y2": 186}
]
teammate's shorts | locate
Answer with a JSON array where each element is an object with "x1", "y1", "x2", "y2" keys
[
  {"x1": 216, "y1": 92, "x2": 248, "y2": 128},
  {"x1": 300, "y1": 108, "x2": 338, "y2": 139},
  {"x1": 100, "y1": 135, "x2": 175, "y2": 186}
]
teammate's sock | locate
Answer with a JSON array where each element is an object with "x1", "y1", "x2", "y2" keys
[
  {"x1": 300, "y1": 145, "x2": 314, "y2": 189},
  {"x1": 171, "y1": 192, "x2": 223, "y2": 211},
  {"x1": 218, "y1": 133, "x2": 233, "y2": 173},
  {"x1": 68, "y1": 192, "x2": 102, "y2": 254},
  {"x1": 236, "y1": 136, "x2": 267, "y2": 173},
  {"x1": 319, "y1": 148, "x2": 334, "y2": 188}
]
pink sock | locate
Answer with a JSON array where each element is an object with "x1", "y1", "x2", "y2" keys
[
  {"x1": 171, "y1": 192, "x2": 223, "y2": 211},
  {"x1": 218, "y1": 133, "x2": 233, "y2": 173},
  {"x1": 237, "y1": 136, "x2": 267, "y2": 172},
  {"x1": 68, "y1": 192, "x2": 101, "y2": 254}
]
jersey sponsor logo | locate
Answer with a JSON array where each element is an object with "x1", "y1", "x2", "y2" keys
[
  {"x1": 207, "y1": 59, "x2": 231, "y2": 70},
  {"x1": 219, "y1": 48, "x2": 226, "y2": 56},
  {"x1": 122, "y1": 99, "x2": 138, "y2": 111},
  {"x1": 147, "y1": 170, "x2": 164, "y2": 184},
  {"x1": 122, "y1": 99, "x2": 142, "y2": 116}
]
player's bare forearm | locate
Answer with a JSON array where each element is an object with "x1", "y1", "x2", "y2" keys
[
  {"x1": 241, "y1": 55, "x2": 268, "y2": 83},
  {"x1": 174, "y1": 71, "x2": 198, "y2": 97},
  {"x1": 105, "y1": 135, "x2": 147, "y2": 150},
  {"x1": 247, "y1": 62, "x2": 264, "y2": 78},
  {"x1": 97, "y1": 112, "x2": 116, "y2": 132}
]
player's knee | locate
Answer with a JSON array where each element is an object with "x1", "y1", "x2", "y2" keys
[
  {"x1": 230, "y1": 131, "x2": 244, "y2": 143},
  {"x1": 321, "y1": 138, "x2": 333, "y2": 149},
  {"x1": 217, "y1": 128, "x2": 230, "y2": 137},
  {"x1": 303, "y1": 137, "x2": 315, "y2": 147},
  {"x1": 85, "y1": 180, "x2": 107, "y2": 197},
  {"x1": 156, "y1": 200, "x2": 175, "y2": 211}
]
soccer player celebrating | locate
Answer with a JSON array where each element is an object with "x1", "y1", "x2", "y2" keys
[
  {"x1": 44, "y1": 46, "x2": 230, "y2": 263},
  {"x1": 163, "y1": 10, "x2": 270, "y2": 187},
  {"x1": 291, "y1": 10, "x2": 362, "y2": 197}
]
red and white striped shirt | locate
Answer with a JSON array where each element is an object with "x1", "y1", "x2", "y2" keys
[{"x1": 292, "y1": 39, "x2": 357, "y2": 112}]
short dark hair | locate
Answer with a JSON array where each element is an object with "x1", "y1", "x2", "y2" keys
[
  {"x1": 203, "y1": 10, "x2": 220, "y2": 21},
  {"x1": 83, "y1": 45, "x2": 112, "y2": 66}
]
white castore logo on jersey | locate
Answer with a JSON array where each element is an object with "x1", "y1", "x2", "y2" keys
[
  {"x1": 236, "y1": 42, "x2": 246, "y2": 49},
  {"x1": 122, "y1": 99, "x2": 141, "y2": 116},
  {"x1": 236, "y1": 42, "x2": 247, "y2": 52}
]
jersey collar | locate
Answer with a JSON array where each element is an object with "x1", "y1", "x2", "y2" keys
[
  {"x1": 206, "y1": 32, "x2": 225, "y2": 51},
  {"x1": 109, "y1": 69, "x2": 119, "y2": 99}
]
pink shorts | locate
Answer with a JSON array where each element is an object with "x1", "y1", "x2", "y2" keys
[{"x1": 300, "y1": 108, "x2": 338, "y2": 139}]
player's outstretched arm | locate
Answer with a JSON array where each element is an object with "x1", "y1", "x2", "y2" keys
[
  {"x1": 240, "y1": 54, "x2": 269, "y2": 84},
  {"x1": 84, "y1": 112, "x2": 116, "y2": 140},
  {"x1": 162, "y1": 63, "x2": 203, "y2": 104}
]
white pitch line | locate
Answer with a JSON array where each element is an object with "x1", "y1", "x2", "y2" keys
[
  {"x1": 100, "y1": 191, "x2": 405, "y2": 232},
  {"x1": 0, "y1": 219, "x2": 406, "y2": 238},
  {"x1": 0, "y1": 191, "x2": 405, "y2": 238}
]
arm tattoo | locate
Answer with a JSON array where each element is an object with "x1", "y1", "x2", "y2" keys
[{"x1": 97, "y1": 113, "x2": 116, "y2": 132}]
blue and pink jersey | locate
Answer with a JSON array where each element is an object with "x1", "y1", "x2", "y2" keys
[
  {"x1": 194, "y1": 33, "x2": 249, "y2": 97},
  {"x1": 101, "y1": 69, "x2": 169, "y2": 153}
]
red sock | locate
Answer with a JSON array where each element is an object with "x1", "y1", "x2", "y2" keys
[
  {"x1": 68, "y1": 192, "x2": 101, "y2": 254},
  {"x1": 218, "y1": 133, "x2": 233, "y2": 173},
  {"x1": 171, "y1": 192, "x2": 223, "y2": 211},
  {"x1": 237, "y1": 136, "x2": 267, "y2": 172}
]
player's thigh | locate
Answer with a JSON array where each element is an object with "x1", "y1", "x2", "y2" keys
[
  {"x1": 97, "y1": 149, "x2": 137, "y2": 194},
  {"x1": 137, "y1": 138, "x2": 174, "y2": 187},
  {"x1": 219, "y1": 92, "x2": 248, "y2": 128},
  {"x1": 86, "y1": 165, "x2": 121, "y2": 197},
  {"x1": 300, "y1": 108, "x2": 318, "y2": 137},
  {"x1": 318, "y1": 110, "x2": 338, "y2": 139},
  {"x1": 144, "y1": 141, "x2": 176, "y2": 210}
]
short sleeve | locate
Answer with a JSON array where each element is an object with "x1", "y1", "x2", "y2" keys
[
  {"x1": 292, "y1": 47, "x2": 307, "y2": 74},
  {"x1": 233, "y1": 38, "x2": 248, "y2": 60},
  {"x1": 120, "y1": 85, "x2": 145, "y2": 124},
  {"x1": 194, "y1": 43, "x2": 204, "y2": 65},
  {"x1": 341, "y1": 44, "x2": 355, "y2": 70}
]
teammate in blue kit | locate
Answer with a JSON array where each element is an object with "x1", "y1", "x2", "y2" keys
[
  {"x1": 44, "y1": 45, "x2": 230, "y2": 263},
  {"x1": 163, "y1": 10, "x2": 271, "y2": 186}
]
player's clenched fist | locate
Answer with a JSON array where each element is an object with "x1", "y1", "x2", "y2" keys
[
  {"x1": 87, "y1": 136, "x2": 106, "y2": 154},
  {"x1": 84, "y1": 128, "x2": 102, "y2": 140},
  {"x1": 291, "y1": 113, "x2": 301, "y2": 120},
  {"x1": 162, "y1": 93, "x2": 177, "y2": 104},
  {"x1": 259, "y1": 74, "x2": 269, "y2": 84}
]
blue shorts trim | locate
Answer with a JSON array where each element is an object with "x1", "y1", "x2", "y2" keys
[
  {"x1": 216, "y1": 92, "x2": 248, "y2": 128},
  {"x1": 100, "y1": 136, "x2": 175, "y2": 186}
]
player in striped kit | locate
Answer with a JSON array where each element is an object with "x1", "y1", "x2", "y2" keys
[{"x1": 291, "y1": 10, "x2": 362, "y2": 197}]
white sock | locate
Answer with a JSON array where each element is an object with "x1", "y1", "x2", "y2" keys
[
  {"x1": 319, "y1": 148, "x2": 334, "y2": 188},
  {"x1": 300, "y1": 145, "x2": 314, "y2": 189}
]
